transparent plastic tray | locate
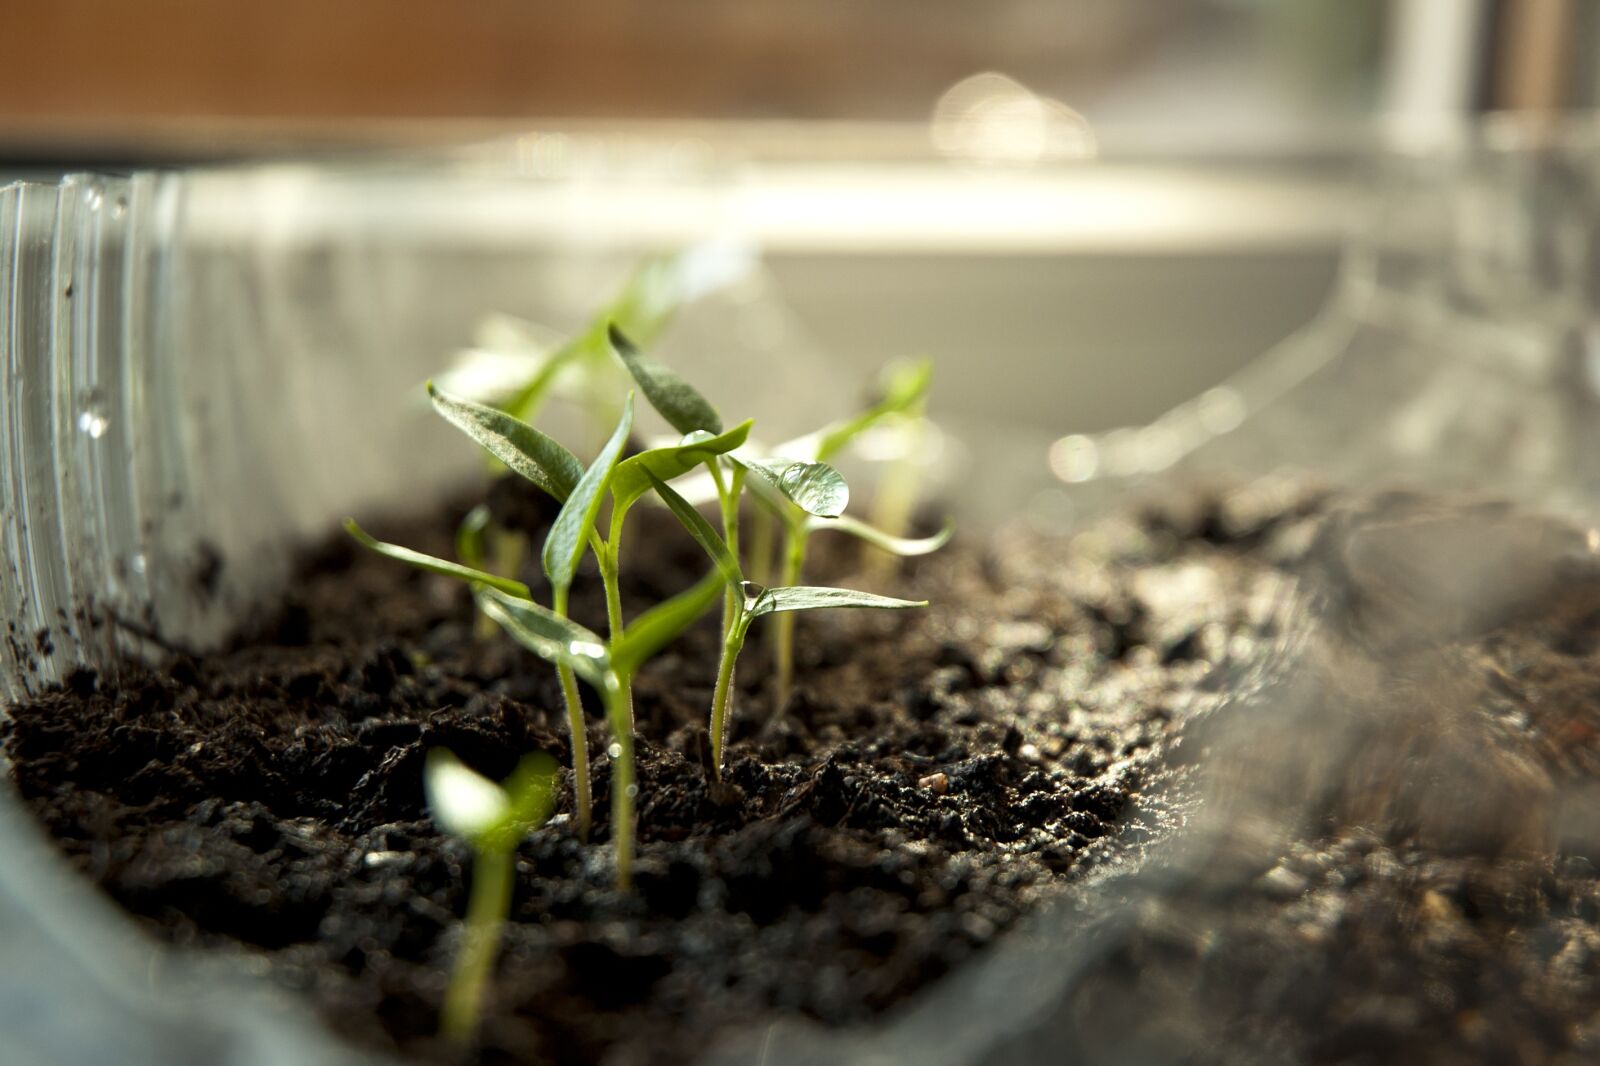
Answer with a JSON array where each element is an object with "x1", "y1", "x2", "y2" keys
[{"x1": 5, "y1": 119, "x2": 1599, "y2": 1064}]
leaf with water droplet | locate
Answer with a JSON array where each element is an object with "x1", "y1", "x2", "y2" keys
[
  {"x1": 543, "y1": 394, "x2": 633, "y2": 592},
  {"x1": 345, "y1": 519, "x2": 529, "y2": 598},
  {"x1": 428, "y1": 382, "x2": 583, "y2": 502},
  {"x1": 746, "y1": 584, "x2": 927, "y2": 620},
  {"x1": 741, "y1": 457, "x2": 849, "y2": 518},
  {"x1": 607, "y1": 325, "x2": 722, "y2": 435}
]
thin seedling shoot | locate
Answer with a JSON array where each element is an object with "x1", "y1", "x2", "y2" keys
[{"x1": 424, "y1": 749, "x2": 557, "y2": 1046}]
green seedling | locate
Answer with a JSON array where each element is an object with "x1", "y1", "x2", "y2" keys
[
  {"x1": 742, "y1": 458, "x2": 951, "y2": 709},
  {"x1": 437, "y1": 247, "x2": 748, "y2": 440},
  {"x1": 432, "y1": 249, "x2": 747, "y2": 601},
  {"x1": 351, "y1": 516, "x2": 715, "y2": 890},
  {"x1": 425, "y1": 749, "x2": 557, "y2": 1046},
  {"x1": 756, "y1": 359, "x2": 949, "y2": 706},
  {"x1": 607, "y1": 329, "x2": 951, "y2": 710},
  {"x1": 607, "y1": 323, "x2": 750, "y2": 645},
  {"x1": 474, "y1": 581, "x2": 722, "y2": 890},
  {"x1": 647, "y1": 469, "x2": 926, "y2": 779},
  {"x1": 351, "y1": 380, "x2": 738, "y2": 885}
]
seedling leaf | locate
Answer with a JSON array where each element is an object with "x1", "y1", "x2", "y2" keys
[
  {"x1": 806, "y1": 514, "x2": 953, "y2": 556},
  {"x1": 742, "y1": 457, "x2": 849, "y2": 518},
  {"x1": 502, "y1": 331, "x2": 595, "y2": 424},
  {"x1": 748, "y1": 585, "x2": 927, "y2": 619},
  {"x1": 476, "y1": 586, "x2": 613, "y2": 690},
  {"x1": 803, "y1": 357, "x2": 933, "y2": 462},
  {"x1": 645, "y1": 469, "x2": 742, "y2": 587},
  {"x1": 501, "y1": 752, "x2": 560, "y2": 830},
  {"x1": 611, "y1": 568, "x2": 723, "y2": 677},
  {"x1": 345, "y1": 519, "x2": 530, "y2": 598},
  {"x1": 611, "y1": 420, "x2": 753, "y2": 511},
  {"x1": 456, "y1": 505, "x2": 492, "y2": 570},
  {"x1": 425, "y1": 750, "x2": 510, "y2": 843},
  {"x1": 608, "y1": 324, "x2": 722, "y2": 435},
  {"x1": 428, "y1": 382, "x2": 583, "y2": 502},
  {"x1": 543, "y1": 394, "x2": 634, "y2": 590}
]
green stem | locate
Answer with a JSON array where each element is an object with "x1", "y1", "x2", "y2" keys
[
  {"x1": 770, "y1": 516, "x2": 807, "y2": 711},
  {"x1": 551, "y1": 585, "x2": 591, "y2": 840},
  {"x1": 604, "y1": 677, "x2": 635, "y2": 890},
  {"x1": 709, "y1": 617, "x2": 746, "y2": 780},
  {"x1": 440, "y1": 842, "x2": 514, "y2": 1046},
  {"x1": 708, "y1": 461, "x2": 745, "y2": 641},
  {"x1": 597, "y1": 520, "x2": 634, "y2": 735}
]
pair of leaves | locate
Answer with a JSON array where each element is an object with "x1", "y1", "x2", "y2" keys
[
  {"x1": 432, "y1": 376, "x2": 748, "y2": 587},
  {"x1": 645, "y1": 470, "x2": 926, "y2": 619},
  {"x1": 607, "y1": 324, "x2": 857, "y2": 525}
]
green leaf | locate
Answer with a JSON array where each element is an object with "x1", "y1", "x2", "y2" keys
[
  {"x1": 645, "y1": 469, "x2": 743, "y2": 587},
  {"x1": 610, "y1": 420, "x2": 753, "y2": 512},
  {"x1": 608, "y1": 324, "x2": 722, "y2": 435},
  {"x1": 741, "y1": 457, "x2": 849, "y2": 518},
  {"x1": 503, "y1": 331, "x2": 595, "y2": 425},
  {"x1": 346, "y1": 519, "x2": 530, "y2": 598},
  {"x1": 456, "y1": 504, "x2": 492, "y2": 570},
  {"x1": 747, "y1": 585, "x2": 927, "y2": 619},
  {"x1": 806, "y1": 514, "x2": 953, "y2": 556},
  {"x1": 501, "y1": 751, "x2": 560, "y2": 831},
  {"x1": 811, "y1": 358, "x2": 933, "y2": 462},
  {"x1": 543, "y1": 394, "x2": 634, "y2": 591},
  {"x1": 475, "y1": 587, "x2": 614, "y2": 691},
  {"x1": 607, "y1": 255, "x2": 685, "y2": 348},
  {"x1": 610, "y1": 568, "x2": 723, "y2": 678},
  {"x1": 428, "y1": 382, "x2": 583, "y2": 502}
]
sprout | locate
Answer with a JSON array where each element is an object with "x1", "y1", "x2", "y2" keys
[
  {"x1": 745, "y1": 359, "x2": 949, "y2": 708},
  {"x1": 425, "y1": 749, "x2": 557, "y2": 1047},
  {"x1": 608, "y1": 329, "x2": 951, "y2": 711},
  {"x1": 646, "y1": 469, "x2": 926, "y2": 779},
  {"x1": 349, "y1": 383, "x2": 734, "y2": 888}
]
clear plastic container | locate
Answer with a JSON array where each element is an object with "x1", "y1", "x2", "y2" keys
[{"x1": 5, "y1": 119, "x2": 1596, "y2": 1064}]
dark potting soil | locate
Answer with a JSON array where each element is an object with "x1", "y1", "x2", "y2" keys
[
  {"x1": 2, "y1": 477, "x2": 1280, "y2": 1066},
  {"x1": 7, "y1": 477, "x2": 1472, "y2": 1066}
]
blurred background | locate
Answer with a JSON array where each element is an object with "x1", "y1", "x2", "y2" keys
[
  {"x1": 3, "y1": 0, "x2": 1596, "y2": 489},
  {"x1": 3, "y1": 1, "x2": 1595, "y2": 160}
]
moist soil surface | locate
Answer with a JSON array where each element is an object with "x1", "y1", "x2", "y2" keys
[
  {"x1": 2, "y1": 479, "x2": 1296, "y2": 1066},
  {"x1": 19, "y1": 481, "x2": 1600, "y2": 1065}
]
